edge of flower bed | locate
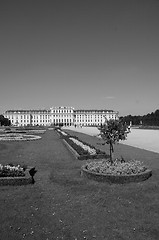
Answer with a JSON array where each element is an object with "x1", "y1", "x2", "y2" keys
[
  {"x1": 63, "y1": 139, "x2": 80, "y2": 159},
  {"x1": 62, "y1": 139, "x2": 108, "y2": 160},
  {"x1": 78, "y1": 154, "x2": 109, "y2": 160},
  {"x1": 81, "y1": 164, "x2": 152, "y2": 184},
  {"x1": 0, "y1": 166, "x2": 37, "y2": 186}
]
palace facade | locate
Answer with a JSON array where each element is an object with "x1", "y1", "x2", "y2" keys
[{"x1": 4, "y1": 106, "x2": 119, "y2": 127}]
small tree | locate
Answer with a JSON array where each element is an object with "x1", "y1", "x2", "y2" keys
[
  {"x1": 0, "y1": 115, "x2": 11, "y2": 126},
  {"x1": 99, "y1": 119, "x2": 128, "y2": 164}
]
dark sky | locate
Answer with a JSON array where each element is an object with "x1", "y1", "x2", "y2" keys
[{"x1": 0, "y1": 0, "x2": 159, "y2": 116}]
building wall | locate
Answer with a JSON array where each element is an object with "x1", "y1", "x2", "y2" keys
[
  {"x1": 74, "y1": 110, "x2": 118, "y2": 126},
  {"x1": 4, "y1": 107, "x2": 119, "y2": 127},
  {"x1": 50, "y1": 106, "x2": 74, "y2": 126},
  {"x1": 30, "y1": 110, "x2": 50, "y2": 126}
]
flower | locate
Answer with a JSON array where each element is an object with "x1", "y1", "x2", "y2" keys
[
  {"x1": 0, "y1": 163, "x2": 25, "y2": 177},
  {"x1": 85, "y1": 159, "x2": 147, "y2": 175},
  {"x1": 0, "y1": 134, "x2": 41, "y2": 141},
  {"x1": 69, "y1": 137, "x2": 96, "y2": 155},
  {"x1": 56, "y1": 129, "x2": 68, "y2": 136}
]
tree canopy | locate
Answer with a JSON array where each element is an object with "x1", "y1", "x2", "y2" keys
[
  {"x1": 99, "y1": 119, "x2": 128, "y2": 164},
  {"x1": 120, "y1": 109, "x2": 159, "y2": 126},
  {"x1": 0, "y1": 115, "x2": 11, "y2": 126}
]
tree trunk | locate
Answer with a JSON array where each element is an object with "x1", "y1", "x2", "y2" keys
[{"x1": 109, "y1": 141, "x2": 114, "y2": 164}]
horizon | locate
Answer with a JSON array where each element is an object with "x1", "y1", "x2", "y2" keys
[{"x1": 1, "y1": 0, "x2": 159, "y2": 116}]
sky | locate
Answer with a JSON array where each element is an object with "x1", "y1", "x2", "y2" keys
[{"x1": 0, "y1": 0, "x2": 159, "y2": 116}]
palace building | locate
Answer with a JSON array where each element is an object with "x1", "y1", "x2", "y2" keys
[{"x1": 4, "y1": 106, "x2": 119, "y2": 127}]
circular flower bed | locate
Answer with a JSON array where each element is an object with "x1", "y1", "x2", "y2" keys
[
  {"x1": 81, "y1": 159, "x2": 152, "y2": 184},
  {"x1": 0, "y1": 133, "x2": 41, "y2": 141}
]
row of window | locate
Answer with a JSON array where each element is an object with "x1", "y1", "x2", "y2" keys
[
  {"x1": 51, "y1": 110, "x2": 73, "y2": 113},
  {"x1": 7, "y1": 114, "x2": 117, "y2": 120},
  {"x1": 75, "y1": 119, "x2": 104, "y2": 122},
  {"x1": 10, "y1": 115, "x2": 50, "y2": 119},
  {"x1": 76, "y1": 116, "x2": 103, "y2": 119},
  {"x1": 11, "y1": 120, "x2": 50, "y2": 123},
  {"x1": 53, "y1": 119, "x2": 72, "y2": 123},
  {"x1": 32, "y1": 115, "x2": 50, "y2": 118},
  {"x1": 32, "y1": 120, "x2": 50, "y2": 123},
  {"x1": 76, "y1": 115, "x2": 115, "y2": 118},
  {"x1": 52, "y1": 115, "x2": 73, "y2": 118}
]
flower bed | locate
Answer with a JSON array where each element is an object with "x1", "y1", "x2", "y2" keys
[
  {"x1": 56, "y1": 129, "x2": 108, "y2": 160},
  {"x1": 4, "y1": 129, "x2": 46, "y2": 134},
  {"x1": 85, "y1": 159, "x2": 148, "y2": 175},
  {"x1": 56, "y1": 129, "x2": 68, "y2": 136},
  {"x1": 69, "y1": 137, "x2": 97, "y2": 155},
  {"x1": 0, "y1": 164, "x2": 37, "y2": 186},
  {"x1": 0, "y1": 133, "x2": 41, "y2": 141},
  {"x1": 0, "y1": 163, "x2": 25, "y2": 177},
  {"x1": 81, "y1": 159, "x2": 152, "y2": 184}
]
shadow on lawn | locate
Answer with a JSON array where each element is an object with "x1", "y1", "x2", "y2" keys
[
  {"x1": 49, "y1": 168, "x2": 86, "y2": 187},
  {"x1": 49, "y1": 162, "x2": 102, "y2": 195}
]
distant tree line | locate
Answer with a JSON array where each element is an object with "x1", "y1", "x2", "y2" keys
[
  {"x1": 0, "y1": 115, "x2": 11, "y2": 126},
  {"x1": 120, "y1": 109, "x2": 159, "y2": 126}
]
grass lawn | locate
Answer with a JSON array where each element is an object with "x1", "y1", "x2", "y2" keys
[{"x1": 0, "y1": 129, "x2": 159, "y2": 240}]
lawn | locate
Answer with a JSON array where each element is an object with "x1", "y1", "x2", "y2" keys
[{"x1": 0, "y1": 129, "x2": 159, "y2": 240}]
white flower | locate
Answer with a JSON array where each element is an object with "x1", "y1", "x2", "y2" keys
[
  {"x1": 0, "y1": 164, "x2": 24, "y2": 172},
  {"x1": 86, "y1": 159, "x2": 147, "y2": 175},
  {"x1": 57, "y1": 130, "x2": 67, "y2": 136},
  {"x1": 0, "y1": 134, "x2": 41, "y2": 141},
  {"x1": 69, "y1": 138, "x2": 96, "y2": 155}
]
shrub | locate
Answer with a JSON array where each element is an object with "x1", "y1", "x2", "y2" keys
[{"x1": 99, "y1": 120, "x2": 128, "y2": 164}]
